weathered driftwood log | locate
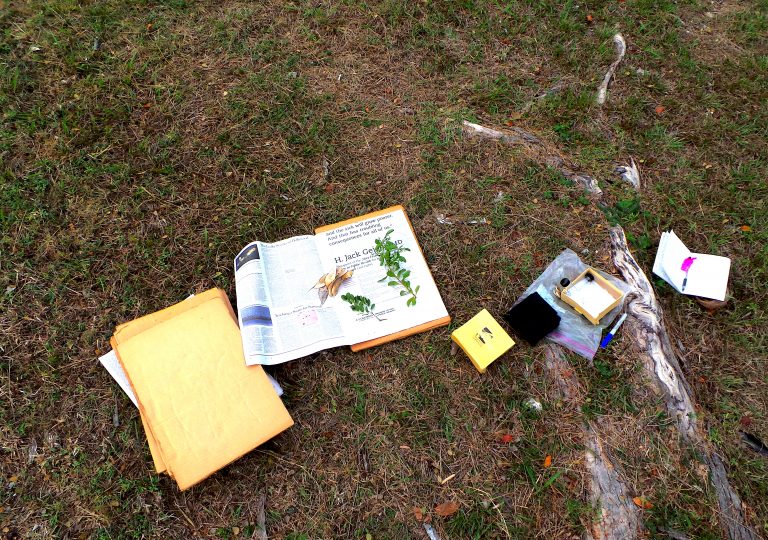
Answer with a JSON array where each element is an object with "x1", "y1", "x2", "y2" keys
[
  {"x1": 544, "y1": 346, "x2": 641, "y2": 540},
  {"x1": 609, "y1": 226, "x2": 757, "y2": 540}
]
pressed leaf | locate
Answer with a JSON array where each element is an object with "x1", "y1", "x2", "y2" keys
[
  {"x1": 310, "y1": 275, "x2": 326, "y2": 290},
  {"x1": 318, "y1": 287, "x2": 329, "y2": 305},
  {"x1": 329, "y1": 277, "x2": 343, "y2": 297}
]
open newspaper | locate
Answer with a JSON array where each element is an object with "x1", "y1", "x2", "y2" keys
[{"x1": 233, "y1": 206, "x2": 450, "y2": 365}]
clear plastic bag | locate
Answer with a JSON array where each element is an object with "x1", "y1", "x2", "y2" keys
[{"x1": 515, "y1": 249, "x2": 631, "y2": 360}]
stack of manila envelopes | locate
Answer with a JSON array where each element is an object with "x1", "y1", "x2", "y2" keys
[{"x1": 111, "y1": 288, "x2": 293, "y2": 490}]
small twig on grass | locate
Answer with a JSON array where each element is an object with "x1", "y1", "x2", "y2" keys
[
  {"x1": 321, "y1": 155, "x2": 330, "y2": 183},
  {"x1": 466, "y1": 486, "x2": 512, "y2": 539},
  {"x1": 436, "y1": 213, "x2": 488, "y2": 226},
  {"x1": 462, "y1": 120, "x2": 541, "y2": 146},
  {"x1": 174, "y1": 502, "x2": 197, "y2": 529},
  {"x1": 596, "y1": 34, "x2": 627, "y2": 105}
]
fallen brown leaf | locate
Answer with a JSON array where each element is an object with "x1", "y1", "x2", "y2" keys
[
  {"x1": 435, "y1": 501, "x2": 460, "y2": 517},
  {"x1": 633, "y1": 496, "x2": 653, "y2": 509}
]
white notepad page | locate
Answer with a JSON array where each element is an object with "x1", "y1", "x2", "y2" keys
[{"x1": 652, "y1": 230, "x2": 730, "y2": 301}]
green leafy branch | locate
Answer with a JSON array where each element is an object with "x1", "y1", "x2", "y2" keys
[
  {"x1": 341, "y1": 293, "x2": 385, "y2": 321},
  {"x1": 374, "y1": 228, "x2": 420, "y2": 307}
]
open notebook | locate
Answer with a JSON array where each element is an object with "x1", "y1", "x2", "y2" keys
[{"x1": 652, "y1": 230, "x2": 731, "y2": 301}]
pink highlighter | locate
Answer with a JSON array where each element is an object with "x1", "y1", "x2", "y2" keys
[{"x1": 681, "y1": 257, "x2": 696, "y2": 292}]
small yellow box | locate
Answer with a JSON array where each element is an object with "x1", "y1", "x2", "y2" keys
[{"x1": 451, "y1": 309, "x2": 515, "y2": 373}]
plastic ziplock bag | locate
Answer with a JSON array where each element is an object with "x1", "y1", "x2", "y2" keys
[{"x1": 516, "y1": 249, "x2": 631, "y2": 361}]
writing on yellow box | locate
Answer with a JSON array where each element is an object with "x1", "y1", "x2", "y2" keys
[{"x1": 451, "y1": 309, "x2": 515, "y2": 374}]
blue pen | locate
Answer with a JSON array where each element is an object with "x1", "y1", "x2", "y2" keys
[{"x1": 600, "y1": 313, "x2": 628, "y2": 349}]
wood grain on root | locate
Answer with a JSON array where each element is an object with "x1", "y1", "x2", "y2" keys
[
  {"x1": 586, "y1": 430, "x2": 641, "y2": 540},
  {"x1": 609, "y1": 225, "x2": 758, "y2": 540},
  {"x1": 543, "y1": 344, "x2": 584, "y2": 403},
  {"x1": 607, "y1": 227, "x2": 696, "y2": 439},
  {"x1": 461, "y1": 121, "x2": 603, "y2": 197},
  {"x1": 544, "y1": 345, "x2": 641, "y2": 540},
  {"x1": 596, "y1": 34, "x2": 627, "y2": 105}
]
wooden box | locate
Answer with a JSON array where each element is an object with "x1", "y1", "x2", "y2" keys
[{"x1": 558, "y1": 268, "x2": 623, "y2": 325}]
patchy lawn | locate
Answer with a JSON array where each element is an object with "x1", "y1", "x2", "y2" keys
[{"x1": 1, "y1": 0, "x2": 766, "y2": 538}]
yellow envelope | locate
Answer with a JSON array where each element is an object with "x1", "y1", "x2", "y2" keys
[
  {"x1": 113, "y1": 289, "x2": 293, "y2": 490},
  {"x1": 112, "y1": 289, "x2": 224, "y2": 473}
]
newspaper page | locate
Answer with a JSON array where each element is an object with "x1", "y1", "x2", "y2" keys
[
  {"x1": 234, "y1": 208, "x2": 449, "y2": 364},
  {"x1": 314, "y1": 208, "x2": 449, "y2": 345},
  {"x1": 234, "y1": 236, "x2": 349, "y2": 365}
]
